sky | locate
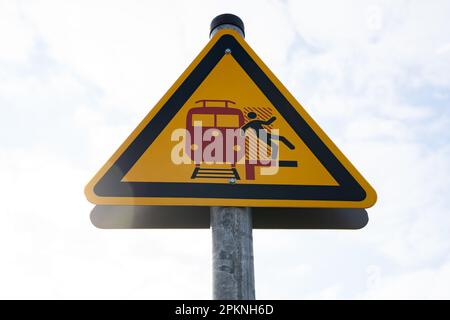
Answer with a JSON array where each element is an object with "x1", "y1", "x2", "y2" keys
[{"x1": 0, "y1": 0, "x2": 449, "y2": 299}]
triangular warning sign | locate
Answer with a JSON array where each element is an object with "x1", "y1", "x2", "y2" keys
[{"x1": 85, "y1": 30, "x2": 377, "y2": 208}]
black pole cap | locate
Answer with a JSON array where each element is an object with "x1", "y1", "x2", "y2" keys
[{"x1": 210, "y1": 13, "x2": 245, "y2": 37}]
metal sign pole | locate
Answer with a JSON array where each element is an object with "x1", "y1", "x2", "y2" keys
[
  {"x1": 211, "y1": 207, "x2": 255, "y2": 300},
  {"x1": 209, "y1": 14, "x2": 255, "y2": 300}
]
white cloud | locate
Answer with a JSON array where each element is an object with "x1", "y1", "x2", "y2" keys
[
  {"x1": 0, "y1": 0, "x2": 35, "y2": 63},
  {"x1": 362, "y1": 262, "x2": 450, "y2": 299}
]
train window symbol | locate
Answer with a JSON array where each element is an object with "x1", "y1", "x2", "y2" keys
[
  {"x1": 185, "y1": 99, "x2": 297, "y2": 181},
  {"x1": 217, "y1": 115, "x2": 240, "y2": 127},
  {"x1": 192, "y1": 114, "x2": 214, "y2": 127}
]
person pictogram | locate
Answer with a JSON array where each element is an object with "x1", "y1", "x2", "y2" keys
[{"x1": 242, "y1": 112, "x2": 295, "y2": 151}]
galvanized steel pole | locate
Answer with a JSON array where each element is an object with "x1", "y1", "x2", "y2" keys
[{"x1": 209, "y1": 14, "x2": 255, "y2": 300}]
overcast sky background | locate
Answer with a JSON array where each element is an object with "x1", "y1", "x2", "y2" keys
[{"x1": 1, "y1": 0, "x2": 449, "y2": 299}]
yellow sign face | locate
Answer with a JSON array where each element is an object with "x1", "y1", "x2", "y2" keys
[{"x1": 85, "y1": 30, "x2": 377, "y2": 208}]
